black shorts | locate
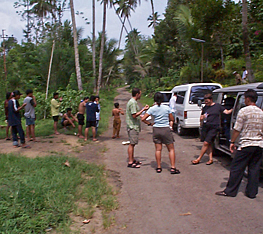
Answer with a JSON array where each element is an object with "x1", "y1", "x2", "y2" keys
[
  {"x1": 77, "y1": 113, "x2": 85, "y2": 125},
  {"x1": 53, "y1": 115, "x2": 59, "y2": 122},
  {"x1": 200, "y1": 124, "x2": 219, "y2": 144},
  {"x1": 86, "y1": 121, "x2": 96, "y2": 128}
]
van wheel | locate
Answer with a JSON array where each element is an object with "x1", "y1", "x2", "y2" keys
[{"x1": 177, "y1": 122, "x2": 185, "y2": 136}]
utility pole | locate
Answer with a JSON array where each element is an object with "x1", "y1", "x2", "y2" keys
[{"x1": 1, "y1": 30, "x2": 14, "y2": 91}]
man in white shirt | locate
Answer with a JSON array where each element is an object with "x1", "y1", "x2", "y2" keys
[
  {"x1": 242, "y1": 66, "x2": 248, "y2": 84},
  {"x1": 169, "y1": 93, "x2": 177, "y2": 118}
]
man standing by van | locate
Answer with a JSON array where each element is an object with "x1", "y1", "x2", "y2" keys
[
  {"x1": 216, "y1": 89, "x2": 263, "y2": 199},
  {"x1": 126, "y1": 88, "x2": 149, "y2": 168},
  {"x1": 169, "y1": 92, "x2": 177, "y2": 118}
]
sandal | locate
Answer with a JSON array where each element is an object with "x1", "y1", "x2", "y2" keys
[
  {"x1": 127, "y1": 162, "x2": 140, "y2": 168},
  {"x1": 170, "y1": 168, "x2": 180, "y2": 174},
  {"x1": 206, "y1": 160, "x2": 213, "y2": 165},
  {"x1": 133, "y1": 159, "x2": 142, "y2": 165},
  {"x1": 191, "y1": 159, "x2": 200, "y2": 165},
  {"x1": 156, "y1": 168, "x2": 162, "y2": 173}
]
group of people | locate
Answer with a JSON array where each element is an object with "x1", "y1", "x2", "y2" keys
[
  {"x1": 50, "y1": 93, "x2": 101, "y2": 141},
  {"x1": 233, "y1": 66, "x2": 249, "y2": 85},
  {"x1": 4, "y1": 89, "x2": 37, "y2": 148},
  {"x1": 125, "y1": 87, "x2": 263, "y2": 199}
]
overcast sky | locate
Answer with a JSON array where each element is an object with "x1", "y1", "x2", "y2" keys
[{"x1": 0, "y1": 0, "x2": 167, "y2": 48}]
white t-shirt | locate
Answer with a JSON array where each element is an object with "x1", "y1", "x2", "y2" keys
[
  {"x1": 147, "y1": 104, "x2": 172, "y2": 127},
  {"x1": 169, "y1": 95, "x2": 177, "y2": 113},
  {"x1": 242, "y1": 70, "x2": 248, "y2": 79}
]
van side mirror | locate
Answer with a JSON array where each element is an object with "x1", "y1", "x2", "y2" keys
[{"x1": 197, "y1": 100, "x2": 202, "y2": 107}]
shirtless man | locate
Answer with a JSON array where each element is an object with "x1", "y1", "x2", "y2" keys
[
  {"x1": 112, "y1": 102, "x2": 124, "y2": 138},
  {"x1": 61, "y1": 108, "x2": 77, "y2": 128},
  {"x1": 77, "y1": 97, "x2": 89, "y2": 138}
]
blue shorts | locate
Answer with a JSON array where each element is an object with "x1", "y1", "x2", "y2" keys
[{"x1": 26, "y1": 118, "x2": 35, "y2": 126}]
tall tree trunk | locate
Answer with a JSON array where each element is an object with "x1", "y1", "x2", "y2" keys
[
  {"x1": 92, "y1": 0, "x2": 96, "y2": 93},
  {"x1": 118, "y1": 16, "x2": 126, "y2": 49},
  {"x1": 97, "y1": 1, "x2": 107, "y2": 94},
  {"x1": 150, "y1": 0, "x2": 156, "y2": 29},
  {"x1": 70, "y1": 0, "x2": 83, "y2": 90},
  {"x1": 242, "y1": 0, "x2": 254, "y2": 83}
]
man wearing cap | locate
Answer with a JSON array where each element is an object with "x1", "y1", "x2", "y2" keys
[
  {"x1": 233, "y1": 71, "x2": 241, "y2": 85},
  {"x1": 8, "y1": 90, "x2": 30, "y2": 148}
]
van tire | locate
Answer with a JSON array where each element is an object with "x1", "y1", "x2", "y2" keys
[{"x1": 177, "y1": 122, "x2": 185, "y2": 136}]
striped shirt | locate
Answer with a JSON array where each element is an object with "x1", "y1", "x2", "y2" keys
[{"x1": 234, "y1": 105, "x2": 263, "y2": 149}]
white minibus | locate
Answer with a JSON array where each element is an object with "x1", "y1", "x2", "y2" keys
[{"x1": 171, "y1": 83, "x2": 222, "y2": 135}]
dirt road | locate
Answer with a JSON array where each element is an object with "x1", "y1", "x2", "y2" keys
[{"x1": 103, "y1": 87, "x2": 263, "y2": 234}]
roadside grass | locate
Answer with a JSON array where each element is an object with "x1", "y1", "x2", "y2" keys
[
  {"x1": 0, "y1": 154, "x2": 118, "y2": 233},
  {"x1": 140, "y1": 94, "x2": 154, "y2": 107}
]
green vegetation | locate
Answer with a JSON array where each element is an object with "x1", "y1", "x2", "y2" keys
[{"x1": 0, "y1": 154, "x2": 117, "y2": 233}]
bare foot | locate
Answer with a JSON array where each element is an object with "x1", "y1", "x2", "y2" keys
[
  {"x1": 55, "y1": 132, "x2": 60, "y2": 135},
  {"x1": 78, "y1": 135, "x2": 85, "y2": 139},
  {"x1": 112, "y1": 136, "x2": 116, "y2": 139},
  {"x1": 116, "y1": 136, "x2": 120, "y2": 138},
  {"x1": 84, "y1": 138, "x2": 88, "y2": 141},
  {"x1": 92, "y1": 138, "x2": 98, "y2": 142}
]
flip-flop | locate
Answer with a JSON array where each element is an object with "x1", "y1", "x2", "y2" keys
[
  {"x1": 22, "y1": 145, "x2": 31, "y2": 149},
  {"x1": 206, "y1": 160, "x2": 213, "y2": 165},
  {"x1": 133, "y1": 160, "x2": 142, "y2": 165},
  {"x1": 170, "y1": 168, "x2": 180, "y2": 174},
  {"x1": 156, "y1": 168, "x2": 162, "y2": 173},
  {"x1": 191, "y1": 160, "x2": 200, "y2": 165},
  {"x1": 127, "y1": 163, "x2": 140, "y2": 168}
]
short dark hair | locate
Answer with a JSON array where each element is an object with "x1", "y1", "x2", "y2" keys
[
  {"x1": 132, "y1": 88, "x2": 141, "y2": 97},
  {"x1": 6, "y1": 92, "x2": 11, "y2": 100},
  {"x1": 242, "y1": 66, "x2": 246, "y2": 69},
  {"x1": 26, "y1": 89, "x2": 33, "y2": 95},
  {"x1": 90, "y1": 95, "x2": 96, "y2": 102},
  {"x1": 244, "y1": 89, "x2": 258, "y2": 103},
  {"x1": 13, "y1": 90, "x2": 22, "y2": 97},
  {"x1": 95, "y1": 95, "x2": 100, "y2": 99},
  {"x1": 204, "y1": 93, "x2": 213, "y2": 100},
  {"x1": 66, "y1": 107, "x2": 72, "y2": 112},
  {"x1": 154, "y1": 92, "x2": 164, "y2": 106},
  {"x1": 53, "y1": 92, "x2": 59, "y2": 98},
  {"x1": 114, "y1": 102, "x2": 119, "y2": 108},
  {"x1": 83, "y1": 96, "x2": 89, "y2": 100}
]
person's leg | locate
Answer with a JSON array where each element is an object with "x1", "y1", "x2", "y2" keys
[
  {"x1": 96, "y1": 120, "x2": 99, "y2": 134},
  {"x1": 224, "y1": 148, "x2": 251, "y2": 196},
  {"x1": 6, "y1": 124, "x2": 11, "y2": 139},
  {"x1": 155, "y1": 143, "x2": 162, "y2": 168},
  {"x1": 31, "y1": 124, "x2": 36, "y2": 141},
  {"x1": 92, "y1": 126, "x2": 97, "y2": 141},
  {"x1": 116, "y1": 119, "x2": 121, "y2": 138},
  {"x1": 128, "y1": 144, "x2": 135, "y2": 164},
  {"x1": 12, "y1": 125, "x2": 18, "y2": 147},
  {"x1": 193, "y1": 141, "x2": 210, "y2": 163},
  {"x1": 112, "y1": 119, "x2": 117, "y2": 138},
  {"x1": 166, "y1": 143, "x2": 175, "y2": 168},
  {"x1": 246, "y1": 147, "x2": 263, "y2": 198},
  {"x1": 78, "y1": 124, "x2": 84, "y2": 138},
  {"x1": 206, "y1": 144, "x2": 213, "y2": 164},
  {"x1": 63, "y1": 120, "x2": 69, "y2": 128},
  {"x1": 16, "y1": 124, "x2": 26, "y2": 147},
  {"x1": 54, "y1": 120, "x2": 59, "y2": 134},
  {"x1": 26, "y1": 125, "x2": 30, "y2": 141},
  {"x1": 84, "y1": 127, "x2": 89, "y2": 141}
]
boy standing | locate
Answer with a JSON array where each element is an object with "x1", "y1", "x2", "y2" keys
[
  {"x1": 85, "y1": 95, "x2": 99, "y2": 141},
  {"x1": 8, "y1": 90, "x2": 30, "y2": 148},
  {"x1": 112, "y1": 102, "x2": 124, "y2": 138},
  {"x1": 51, "y1": 92, "x2": 62, "y2": 135},
  {"x1": 77, "y1": 97, "x2": 89, "y2": 138},
  {"x1": 24, "y1": 89, "x2": 37, "y2": 142}
]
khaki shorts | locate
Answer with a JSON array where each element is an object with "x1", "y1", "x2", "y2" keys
[
  {"x1": 153, "y1": 127, "x2": 174, "y2": 145},
  {"x1": 127, "y1": 128, "x2": 139, "y2": 145}
]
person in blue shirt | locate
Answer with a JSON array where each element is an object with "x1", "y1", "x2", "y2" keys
[
  {"x1": 141, "y1": 92, "x2": 180, "y2": 174},
  {"x1": 85, "y1": 95, "x2": 99, "y2": 141}
]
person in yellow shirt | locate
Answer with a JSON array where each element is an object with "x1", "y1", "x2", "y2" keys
[{"x1": 51, "y1": 92, "x2": 62, "y2": 135}]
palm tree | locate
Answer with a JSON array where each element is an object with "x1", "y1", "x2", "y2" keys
[
  {"x1": 92, "y1": 0, "x2": 96, "y2": 92},
  {"x1": 69, "y1": 0, "x2": 83, "y2": 90}
]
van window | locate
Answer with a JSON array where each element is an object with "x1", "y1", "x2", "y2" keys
[
  {"x1": 189, "y1": 85, "x2": 221, "y2": 104},
  {"x1": 161, "y1": 93, "x2": 172, "y2": 102},
  {"x1": 176, "y1": 91, "x2": 186, "y2": 104},
  {"x1": 233, "y1": 94, "x2": 263, "y2": 119}
]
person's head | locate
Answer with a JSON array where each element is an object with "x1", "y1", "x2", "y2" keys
[
  {"x1": 66, "y1": 107, "x2": 72, "y2": 114},
  {"x1": 114, "y1": 102, "x2": 119, "y2": 108},
  {"x1": 13, "y1": 90, "x2": 22, "y2": 99},
  {"x1": 53, "y1": 92, "x2": 59, "y2": 99},
  {"x1": 90, "y1": 95, "x2": 96, "y2": 102},
  {"x1": 233, "y1": 71, "x2": 238, "y2": 75},
  {"x1": 204, "y1": 93, "x2": 213, "y2": 106},
  {"x1": 26, "y1": 89, "x2": 33, "y2": 97},
  {"x1": 6, "y1": 92, "x2": 12, "y2": 100},
  {"x1": 132, "y1": 88, "x2": 141, "y2": 100},
  {"x1": 95, "y1": 95, "x2": 100, "y2": 102},
  {"x1": 173, "y1": 92, "x2": 177, "y2": 96},
  {"x1": 244, "y1": 89, "x2": 257, "y2": 105},
  {"x1": 83, "y1": 96, "x2": 89, "y2": 103},
  {"x1": 242, "y1": 66, "x2": 246, "y2": 70},
  {"x1": 154, "y1": 92, "x2": 164, "y2": 106}
]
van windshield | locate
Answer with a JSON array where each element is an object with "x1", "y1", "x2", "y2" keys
[{"x1": 189, "y1": 85, "x2": 221, "y2": 104}]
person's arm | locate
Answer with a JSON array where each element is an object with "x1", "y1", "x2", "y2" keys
[
  {"x1": 169, "y1": 113, "x2": 175, "y2": 128},
  {"x1": 66, "y1": 114, "x2": 75, "y2": 127},
  {"x1": 223, "y1": 109, "x2": 233, "y2": 115},
  {"x1": 229, "y1": 129, "x2": 240, "y2": 153},
  {"x1": 14, "y1": 100, "x2": 26, "y2": 112},
  {"x1": 132, "y1": 105, "x2": 149, "y2": 119},
  {"x1": 141, "y1": 113, "x2": 153, "y2": 126},
  {"x1": 119, "y1": 108, "x2": 124, "y2": 115}
]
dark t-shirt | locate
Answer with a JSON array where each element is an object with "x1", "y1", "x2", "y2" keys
[
  {"x1": 86, "y1": 102, "x2": 99, "y2": 121},
  {"x1": 8, "y1": 99, "x2": 21, "y2": 126},
  {"x1": 201, "y1": 103, "x2": 225, "y2": 125}
]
